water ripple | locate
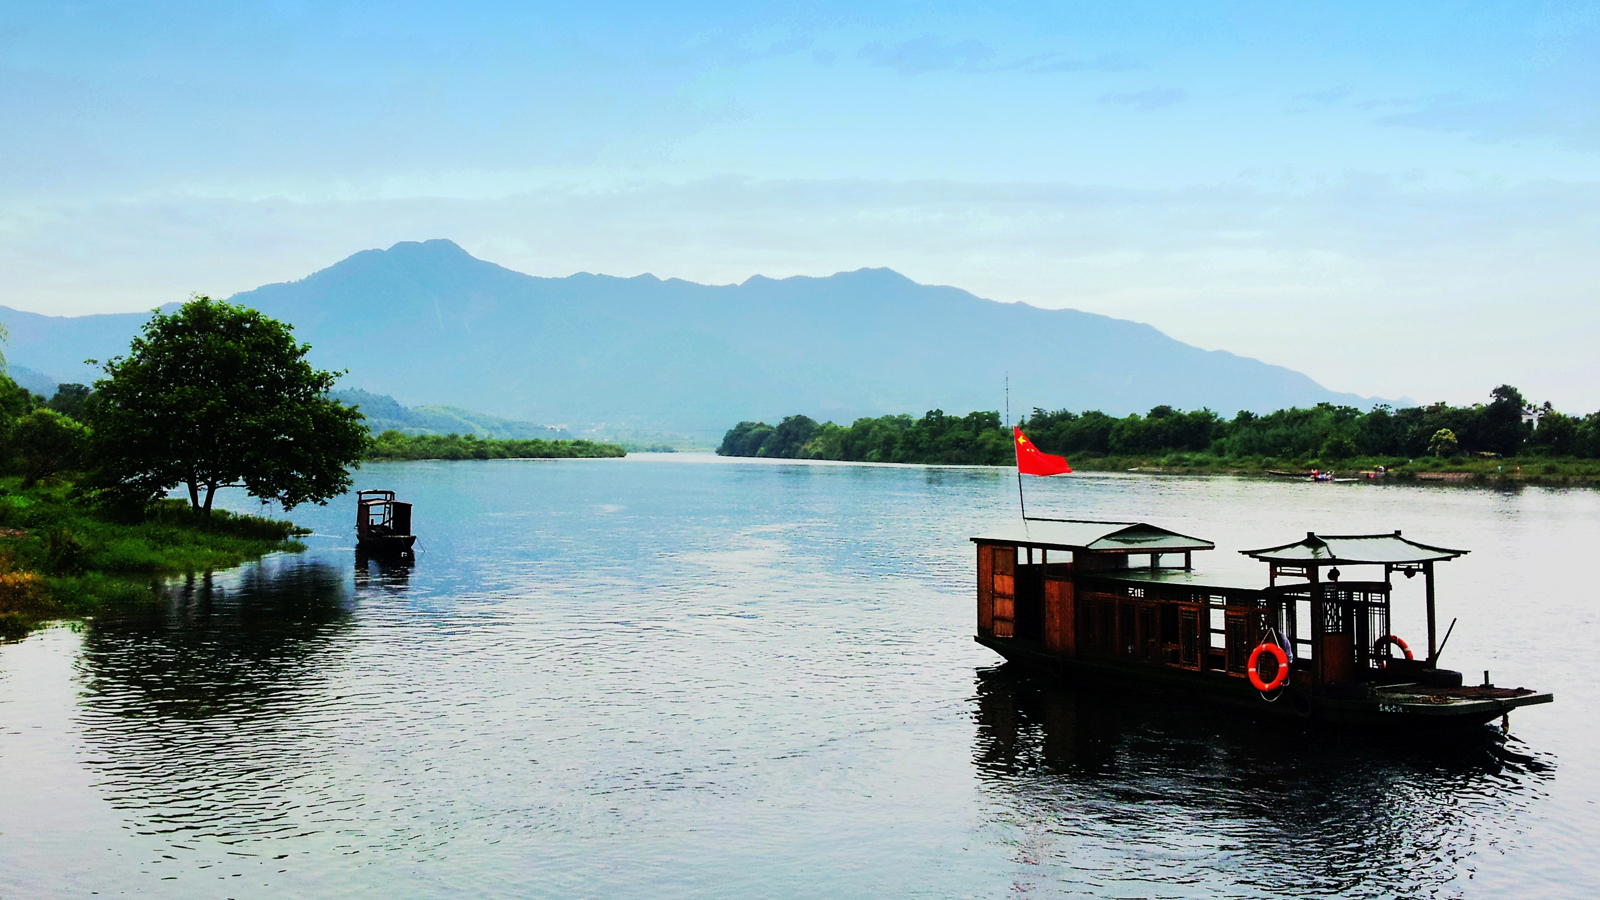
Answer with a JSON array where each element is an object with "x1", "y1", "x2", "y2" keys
[{"x1": 0, "y1": 458, "x2": 1591, "y2": 897}]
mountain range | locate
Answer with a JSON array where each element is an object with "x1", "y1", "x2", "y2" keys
[
  {"x1": 328, "y1": 389, "x2": 571, "y2": 440},
  {"x1": 2, "y1": 240, "x2": 1386, "y2": 441}
]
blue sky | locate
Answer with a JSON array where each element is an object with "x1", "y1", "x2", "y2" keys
[{"x1": 4, "y1": 1, "x2": 1599, "y2": 408}]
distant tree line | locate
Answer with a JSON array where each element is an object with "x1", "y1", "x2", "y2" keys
[
  {"x1": 367, "y1": 430, "x2": 626, "y2": 461},
  {"x1": 1022, "y1": 385, "x2": 1595, "y2": 461},
  {"x1": 718, "y1": 386, "x2": 1600, "y2": 465},
  {"x1": 717, "y1": 410, "x2": 1012, "y2": 465}
]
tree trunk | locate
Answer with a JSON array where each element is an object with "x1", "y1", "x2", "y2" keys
[
  {"x1": 203, "y1": 484, "x2": 217, "y2": 518},
  {"x1": 188, "y1": 480, "x2": 201, "y2": 513}
]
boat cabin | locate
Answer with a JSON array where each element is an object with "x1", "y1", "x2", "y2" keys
[
  {"x1": 1241, "y1": 531, "x2": 1464, "y2": 685},
  {"x1": 971, "y1": 518, "x2": 1551, "y2": 727},
  {"x1": 356, "y1": 489, "x2": 416, "y2": 558}
]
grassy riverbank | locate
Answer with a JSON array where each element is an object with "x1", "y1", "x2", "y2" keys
[
  {"x1": 0, "y1": 477, "x2": 308, "y2": 640},
  {"x1": 1064, "y1": 453, "x2": 1600, "y2": 485},
  {"x1": 367, "y1": 430, "x2": 627, "y2": 461}
]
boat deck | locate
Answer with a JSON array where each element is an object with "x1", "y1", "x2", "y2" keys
[{"x1": 1372, "y1": 683, "x2": 1552, "y2": 717}]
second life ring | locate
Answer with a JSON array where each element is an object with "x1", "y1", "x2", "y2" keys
[
  {"x1": 1248, "y1": 642, "x2": 1290, "y2": 692},
  {"x1": 1375, "y1": 634, "x2": 1414, "y2": 662}
]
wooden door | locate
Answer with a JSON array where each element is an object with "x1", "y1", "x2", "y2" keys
[
  {"x1": 1044, "y1": 578, "x2": 1075, "y2": 655},
  {"x1": 992, "y1": 545, "x2": 1015, "y2": 637},
  {"x1": 1320, "y1": 634, "x2": 1354, "y2": 683}
]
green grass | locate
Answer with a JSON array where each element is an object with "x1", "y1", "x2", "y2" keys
[{"x1": 0, "y1": 477, "x2": 308, "y2": 640}]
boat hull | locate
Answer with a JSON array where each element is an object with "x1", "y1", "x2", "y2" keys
[
  {"x1": 976, "y1": 634, "x2": 1551, "y2": 731},
  {"x1": 356, "y1": 534, "x2": 417, "y2": 557}
]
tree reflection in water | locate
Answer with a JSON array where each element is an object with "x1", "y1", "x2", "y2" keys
[
  {"x1": 971, "y1": 665, "x2": 1553, "y2": 898},
  {"x1": 74, "y1": 559, "x2": 354, "y2": 840}
]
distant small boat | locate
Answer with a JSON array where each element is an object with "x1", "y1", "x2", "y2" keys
[{"x1": 356, "y1": 489, "x2": 416, "y2": 557}]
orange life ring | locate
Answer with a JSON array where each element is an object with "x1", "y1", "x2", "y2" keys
[
  {"x1": 1375, "y1": 634, "x2": 1414, "y2": 662},
  {"x1": 1248, "y1": 642, "x2": 1290, "y2": 692}
]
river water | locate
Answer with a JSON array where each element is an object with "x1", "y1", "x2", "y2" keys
[{"x1": 1, "y1": 455, "x2": 1596, "y2": 898}]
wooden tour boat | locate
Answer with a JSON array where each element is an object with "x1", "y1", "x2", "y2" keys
[
  {"x1": 971, "y1": 519, "x2": 1551, "y2": 729},
  {"x1": 356, "y1": 489, "x2": 416, "y2": 558}
]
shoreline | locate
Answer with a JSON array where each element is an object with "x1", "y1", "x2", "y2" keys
[
  {"x1": 1062, "y1": 455, "x2": 1600, "y2": 487},
  {"x1": 694, "y1": 451, "x2": 1600, "y2": 486},
  {"x1": 0, "y1": 478, "x2": 308, "y2": 641}
]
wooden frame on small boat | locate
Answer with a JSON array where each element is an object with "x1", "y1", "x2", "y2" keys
[
  {"x1": 356, "y1": 489, "x2": 416, "y2": 558},
  {"x1": 971, "y1": 519, "x2": 1551, "y2": 729}
]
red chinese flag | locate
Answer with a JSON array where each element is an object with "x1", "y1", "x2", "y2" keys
[{"x1": 1014, "y1": 426, "x2": 1072, "y2": 476}]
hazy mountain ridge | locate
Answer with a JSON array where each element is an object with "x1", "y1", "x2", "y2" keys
[
  {"x1": 5, "y1": 364, "x2": 62, "y2": 397},
  {"x1": 1, "y1": 240, "x2": 1389, "y2": 439},
  {"x1": 331, "y1": 389, "x2": 572, "y2": 440}
]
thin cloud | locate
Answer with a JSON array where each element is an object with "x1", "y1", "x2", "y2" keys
[
  {"x1": 1376, "y1": 98, "x2": 1600, "y2": 153},
  {"x1": 1014, "y1": 51, "x2": 1140, "y2": 74},
  {"x1": 1295, "y1": 86, "x2": 1352, "y2": 106},
  {"x1": 858, "y1": 37, "x2": 1137, "y2": 76},
  {"x1": 1098, "y1": 87, "x2": 1187, "y2": 112},
  {"x1": 858, "y1": 36, "x2": 997, "y2": 75}
]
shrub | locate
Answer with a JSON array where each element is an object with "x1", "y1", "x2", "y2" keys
[
  {"x1": 12, "y1": 409, "x2": 89, "y2": 486},
  {"x1": 44, "y1": 528, "x2": 88, "y2": 575},
  {"x1": 1428, "y1": 428, "x2": 1459, "y2": 458},
  {"x1": 0, "y1": 554, "x2": 48, "y2": 616}
]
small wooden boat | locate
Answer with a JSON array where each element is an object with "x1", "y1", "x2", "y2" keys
[
  {"x1": 971, "y1": 519, "x2": 1551, "y2": 730},
  {"x1": 356, "y1": 489, "x2": 416, "y2": 558}
]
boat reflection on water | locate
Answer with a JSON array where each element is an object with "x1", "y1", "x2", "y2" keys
[
  {"x1": 971, "y1": 663, "x2": 1553, "y2": 896},
  {"x1": 355, "y1": 547, "x2": 413, "y2": 591}
]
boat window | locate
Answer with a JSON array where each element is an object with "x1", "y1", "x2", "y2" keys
[
  {"x1": 1296, "y1": 598, "x2": 1314, "y2": 658},
  {"x1": 1178, "y1": 608, "x2": 1200, "y2": 667},
  {"x1": 1137, "y1": 605, "x2": 1159, "y2": 663},
  {"x1": 1225, "y1": 613, "x2": 1251, "y2": 673},
  {"x1": 1096, "y1": 601, "x2": 1116, "y2": 655}
]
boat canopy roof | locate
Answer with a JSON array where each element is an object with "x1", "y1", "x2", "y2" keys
[
  {"x1": 1241, "y1": 531, "x2": 1467, "y2": 565},
  {"x1": 971, "y1": 518, "x2": 1215, "y2": 554},
  {"x1": 1092, "y1": 567, "x2": 1264, "y2": 592}
]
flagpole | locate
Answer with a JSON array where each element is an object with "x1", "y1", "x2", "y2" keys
[
  {"x1": 1017, "y1": 468, "x2": 1027, "y2": 520},
  {"x1": 1008, "y1": 374, "x2": 1026, "y2": 520}
]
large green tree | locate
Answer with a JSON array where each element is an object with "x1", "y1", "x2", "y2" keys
[{"x1": 91, "y1": 297, "x2": 368, "y2": 514}]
